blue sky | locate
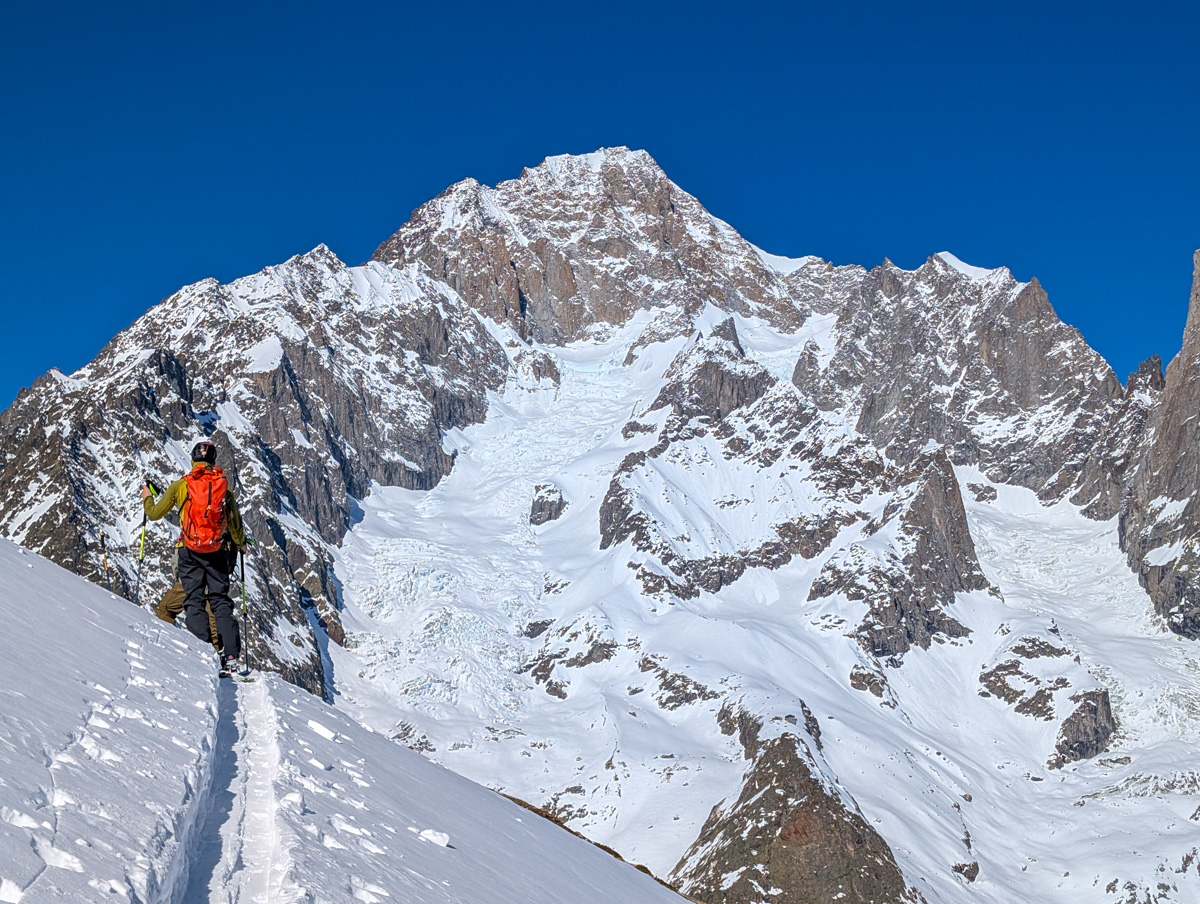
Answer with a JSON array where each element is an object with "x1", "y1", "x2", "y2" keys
[{"x1": 1, "y1": 1, "x2": 1197, "y2": 404}]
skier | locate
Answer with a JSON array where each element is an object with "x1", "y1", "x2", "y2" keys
[{"x1": 141, "y1": 441, "x2": 247, "y2": 675}]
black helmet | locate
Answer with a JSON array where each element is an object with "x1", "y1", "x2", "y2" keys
[{"x1": 191, "y1": 441, "x2": 217, "y2": 465}]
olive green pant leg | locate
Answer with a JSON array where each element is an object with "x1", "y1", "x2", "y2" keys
[
  {"x1": 155, "y1": 581, "x2": 187, "y2": 623},
  {"x1": 155, "y1": 580, "x2": 220, "y2": 651},
  {"x1": 206, "y1": 604, "x2": 219, "y2": 651}
]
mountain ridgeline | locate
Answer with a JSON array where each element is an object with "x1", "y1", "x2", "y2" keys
[{"x1": 2, "y1": 148, "x2": 1198, "y2": 903}]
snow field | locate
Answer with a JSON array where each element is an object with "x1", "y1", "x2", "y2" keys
[
  {"x1": 328, "y1": 312, "x2": 1200, "y2": 903},
  {"x1": 258, "y1": 674, "x2": 686, "y2": 904}
]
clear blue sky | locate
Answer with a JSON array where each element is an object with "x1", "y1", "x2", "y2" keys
[{"x1": 2, "y1": 1, "x2": 1197, "y2": 405}]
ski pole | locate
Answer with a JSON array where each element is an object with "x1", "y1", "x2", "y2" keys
[
  {"x1": 99, "y1": 531, "x2": 112, "y2": 593},
  {"x1": 134, "y1": 477, "x2": 160, "y2": 606},
  {"x1": 240, "y1": 546, "x2": 248, "y2": 674}
]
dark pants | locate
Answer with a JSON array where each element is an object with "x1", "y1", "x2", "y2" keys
[
  {"x1": 178, "y1": 546, "x2": 239, "y2": 659},
  {"x1": 154, "y1": 580, "x2": 219, "y2": 650}
]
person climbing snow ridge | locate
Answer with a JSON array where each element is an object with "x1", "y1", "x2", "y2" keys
[{"x1": 141, "y1": 440, "x2": 247, "y2": 677}]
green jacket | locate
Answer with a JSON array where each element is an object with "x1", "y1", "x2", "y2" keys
[{"x1": 144, "y1": 463, "x2": 247, "y2": 548}]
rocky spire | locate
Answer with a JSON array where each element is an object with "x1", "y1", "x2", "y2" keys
[{"x1": 1120, "y1": 250, "x2": 1200, "y2": 636}]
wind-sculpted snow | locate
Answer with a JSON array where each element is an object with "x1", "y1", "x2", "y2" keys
[{"x1": 0, "y1": 538, "x2": 221, "y2": 903}]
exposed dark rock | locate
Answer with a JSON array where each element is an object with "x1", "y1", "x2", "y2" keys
[
  {"x1": 672, "y1": 734, "x2": 918, "y2": 904},
  {"x1": 639, "y1": 656, "x2": 720, "y2": 710},
  {"x1": 978, "y1": 658, "x2": 1069, "y2": 720},
  {"x1": 789, "y1": 255, "x2": 1124, "y2": 507},
  {"x1": 651, "y1": 321, "x2": 774, "y2": 422},
  {"x1": 850, "y1": 664, "x2": 892, "y2": 703},
  {"x1": 621, "y1": 420, "x2": 657, "y2": 439},
  {"x1": 967, "y1": 483, "x2": 997, "y2": 503},
  {"x1": 1051, "y1": 689, "x2": 1116, "y2": 767},
  {"x1": 1071, "y1": 355, "x2": 1163, "y2": 520},
  {"x1": 708, "y1": 315, "x2": 746, "y2": 355},
  {"x1": 979, "y1": 659, "x2": 1030, "y2": 704},
  {"x1": 1120, "y1": 251, "x2": 1200, "y2": 638},
  {"x1": 716, "y1": 702, "x2": 764, "y2": 759},
  {"x1": 1010, "y1": 636, "x2": 1069, "y2": 659},
  {"x1": 391, "y1": 721, "x2": 436, "y2": 753},
  {"x1": 810, "y1": 452, "x2": 989, "y2": 662},
  {"x1": 523, "y1": 619, "x2": 553, "y2": 638},
  {"x1": 952, "y1": 861, "x2": 980, "y2": 882},
  {"x1": 530, "y1": 483, "x2": 567, "y2": 525},
  {"x1": 512, "y1": 348, "x2": 561, "y2": 386},
  {"x1": 373, "y1": 148, "x2": 814, "y2": 344},
  {"x1": 564, "y1": 642, "x2": 618, "y2": 668},
  {"x1": 0, "y1": 249, "x2": 508, "y2": 696}
]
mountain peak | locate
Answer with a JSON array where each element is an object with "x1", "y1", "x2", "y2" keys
[
  {"x1": 933, "y1": 251, "x2": 998, "y2": 280},
  {"x1": 1184, "y1": 247, "x2": 1200, "y2": 350},
  {"x1": 536, "y1": 146, "x2": 657, "y2": 177}
]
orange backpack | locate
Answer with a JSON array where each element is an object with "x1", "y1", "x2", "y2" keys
[{"x1": 181, "y1": 465, "x2": 229, "y2": 554}]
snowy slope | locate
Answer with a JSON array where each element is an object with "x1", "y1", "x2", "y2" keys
[
  {"x1": 0, "y1": 540, "x2": 219, "y2": 903},
  {"x1": 0, "y1": 540, "x2": 687, "y2": 903},
  {"x1": 326, "y1": 310, "x2": 1200, "y2": 902}
]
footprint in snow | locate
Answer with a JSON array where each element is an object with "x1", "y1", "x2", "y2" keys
[
  {"x1": 32, "y1": 835, "x2": 84, "y2": 872},
  {"x1": 350, "y1": 876, "x2": 391, "y2": 902},
  {"x1": 416, "y1": 828, "x2": 451, "y2": 847}
]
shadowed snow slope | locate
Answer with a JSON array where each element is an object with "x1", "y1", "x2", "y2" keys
[{"x1": 0, "y1": 539, "x2": 685, "y2": 903}]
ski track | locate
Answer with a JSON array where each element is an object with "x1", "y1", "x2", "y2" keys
[
  {"x1": 235, "y1": 679, "x2": 291, "y2": 904},
  {"x1": 179, "y1": 678, "x2": 293, "y2": 904},
  {"x1": 179, "y1": 682, "x2": 240, "y2": 903}
]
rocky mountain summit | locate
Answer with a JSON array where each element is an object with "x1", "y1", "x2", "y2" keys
[{"x1": 2, "y1": 147, "x2": 1199, "y2": 903}]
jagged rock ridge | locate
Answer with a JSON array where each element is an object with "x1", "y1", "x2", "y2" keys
[{"x1": 0, "y1": 249, "x2": 506, "y2": 693}]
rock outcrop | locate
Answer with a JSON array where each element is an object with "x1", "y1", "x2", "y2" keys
[
  {"x1": 790, "y1": 255, "x2": 1123, "y2": 504},
  {"x1": 530, "y1": 484, "x2": 567, "y2": 525},
  {"x1": 809, "y1": 451, "x2": 991, "y2": 661},
  {"x1": 673, "y1": 729, "x2": 917, "y2": 904},
  {"x1": 651, "y1": 318, "x2": 774, "y2": 421},
  {"x1": 1051, "y1": 689, "x2": 1116, "y2": 767},
  {"x1": 372, "y1": 148, "x2": 814, "y2": 343},
  {"x1": 1120, "y1": 251, "x2": 1200, "y2": 637}
]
